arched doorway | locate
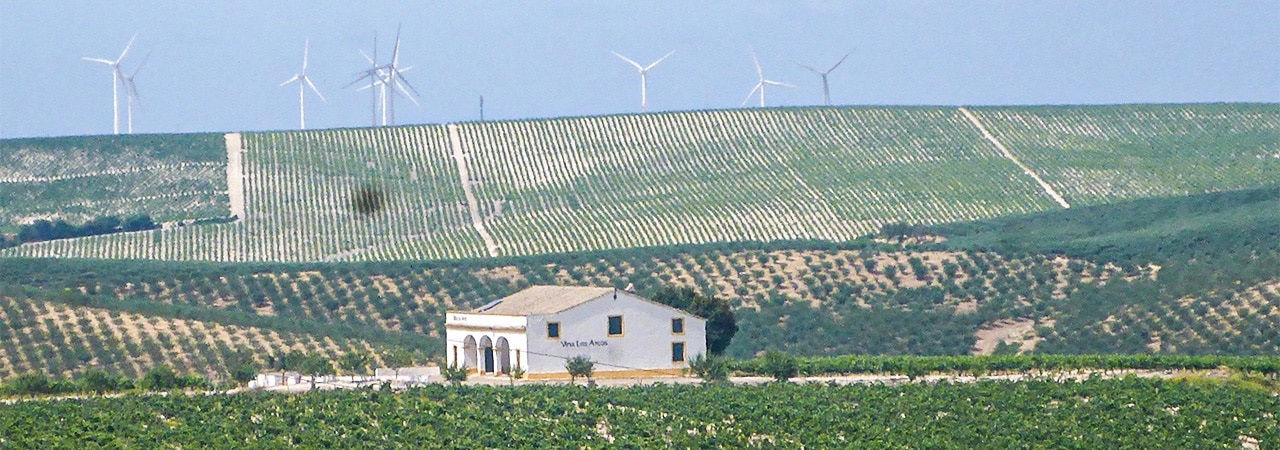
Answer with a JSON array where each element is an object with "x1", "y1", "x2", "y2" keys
[
  {"x1": 479, "y1": 336, "x2": 494, "y2": 374},
  {"x1": 496, "y1": 337, "x2": 511, "y2": 374},
  {"x1": 462, "y1": 335, "x2": 478, "y2": 371}
]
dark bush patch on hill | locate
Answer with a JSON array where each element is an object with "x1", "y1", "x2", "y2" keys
[{"x1": 2, "y1": 214, "x2": 159, "y2": 249}]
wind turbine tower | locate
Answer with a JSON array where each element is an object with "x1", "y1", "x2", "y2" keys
[
  {"x1": 612, "y1": 50, "x2": 674, "y2": 112},
  {"x1": 796, "y1": 50, "x2": 853, "y2": 106},
  {"x1": 82, "y1": 35, "x2": 136, "y2": 135},
  {"x1": 741, "y1": 50, "x2": 795, "y2": 108},
  {"x1": 280, "y1": 39, "x2": 326, "y2": 130},
  {"x1": 350, "y1": 28, "x2": 418, "y2": 127},
  {"x1": 122, "y1": 52, "x2": 151, "y2": 134},
  {"x1": 382, "y1": 27, "x2": 420, "y2": 126},
  {"x1": 348, "y1": 33, "x2": 386, "y2": 127}
]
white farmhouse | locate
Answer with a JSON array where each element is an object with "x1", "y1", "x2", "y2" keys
[{"x1": 445, "y1": 286, "x2": 706, "y2": 379}]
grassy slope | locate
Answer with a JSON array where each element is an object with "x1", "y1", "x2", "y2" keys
[
  {"x1": 2, "y1": 184, "x2": 1279, "y2": 377},
  {"x1": 0, "y1": 133, "x2": 228, "y2": 226},
  {"x1": 932, "y1": 182, "x2": 1280, "y2": 263},
  {"x1": 971, "y1": 103, "x2": 1280, "y2": 206},
  {"x1": 4, "y1": 104, "x2": 1276, "y2": 261},
  {"x1": 931, "y1": 184, "x2": 1280, "y2": 354}
]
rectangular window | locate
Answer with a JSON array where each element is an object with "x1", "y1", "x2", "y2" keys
[
  {"x1": 671, "y1": 318, "x2": 684, "y2": 334},
  {"x1": 672, "y1": 342, "x2": 685, "y2": 362},
  {"x1": 546, "y1": 322, "x2": 560, "y2": 339},
  {"x1": 607, "y1": 315, "x2": 624, "y2": 336}
]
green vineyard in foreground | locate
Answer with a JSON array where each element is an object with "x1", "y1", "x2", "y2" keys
[
  {"x1": 1, "y1": 378, "x2": 1275, "y2": 448},
  {"x1": 2, "y1": 104, "x2": 1277, "y2": 261}
]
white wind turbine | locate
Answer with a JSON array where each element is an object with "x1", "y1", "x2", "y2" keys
[
  {"x1": 381, "y1": 27, "x2": 420, "y2": 126},
  {"x1": 741, "y1": 50, "x2": 795, "y2": 108},
  {"x1": 347, "y1": 32, "x2": 385, "y2": 127},
  {"x1": 796, "y1": 50, "x2": 853, "y2": 106},
  {"x1": 122, "y1": 51, "x2": 151, "y2": 134},
  {"x1": 82, "y1": 35, "x2": 136, "y2": 135},
  {"x1": 612, "y1": 50, "x2": 674, "y2": 112},
  {"x1": 349, "y1": 28, "x2": 418, "y2": 126},
  {"x1": 280, "y1": 39, "x2": 326, "y2": 130}
]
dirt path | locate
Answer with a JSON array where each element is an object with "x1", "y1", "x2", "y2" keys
[
  {"x1": 0, "y1": 368, "x2": 1249, "y2": 404},
  {"x1": 958, "y1": 107, "x2": 1070, "y2": 209},
  {"x1": 224, "y1": 133, "x2": 246, "y2": 220},
  {"x1": 447, "y1": 124, "x2": 499, "y2": 257}
]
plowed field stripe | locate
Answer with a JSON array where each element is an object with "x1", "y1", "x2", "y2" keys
[
  {"x1": 448, "y1": 124, "x2": 499, "y2": 257},
  {"x1": 959, "y1": 107, "x2": 1070, "y2": 209}
]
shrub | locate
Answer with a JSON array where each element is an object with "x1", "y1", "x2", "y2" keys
[
  {"x1": 687, "y1": 353, "x2": 729, "y2": 383},
  {"x1": 442, "y1": 363, "x2": 469, "y2": 385},
  {"x1": 140, "y1": 365, "x2": 180, "y2": 391},
  {"x1": 340, "y1": 351, "x2": 370, "y2": 378},
  {"x1": 762, "y1": 351, "x2": 797, "y2": 383},
  {"x1": 6, "y1": 372, "x2": 54, "y2": 396},
  {"x1": 81, "y1": 369, "x2": 131, "y2": 394},
  {"x1": 565, "y1": 356, "x2": 594, "y2": 384}
]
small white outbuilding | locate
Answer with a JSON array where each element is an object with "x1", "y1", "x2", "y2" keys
[{"x1": 445, "y1": 286, "x2": 706, "y2": 379}]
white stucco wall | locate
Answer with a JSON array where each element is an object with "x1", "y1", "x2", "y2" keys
[
  {"x1": 524, "y1": 291, "x2": 706, "y2": 375},
  {"x1": 445, "y1": 312, "x2": 529, "y2": 373}
]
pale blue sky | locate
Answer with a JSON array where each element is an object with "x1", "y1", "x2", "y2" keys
[{"x1": 1, "y1": 1, "x2": 1277, "y2": 138}]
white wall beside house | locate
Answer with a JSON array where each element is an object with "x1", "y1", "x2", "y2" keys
[
  {"x1": 445, "y1": 287, "x2": 706, "y2": 379},
  {"x1": 525, "y1": 291, "x2": 706, "y2": 377}
]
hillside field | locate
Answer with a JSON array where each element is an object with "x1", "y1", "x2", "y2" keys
[
  {"x1": 2, "y1": 183, "x2": 1278, "y2": 379},
  {"x1": 1, "y1": 103, "x2": 1278, "y2": 391},
  {"x1": 0, "y1": 133, "x2": 228, "y2": 231},
  {"x1": 2, "y1": 104, "x2": 1276, "y2": 262}
]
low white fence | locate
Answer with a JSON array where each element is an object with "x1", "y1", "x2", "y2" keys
[{"x1": 249, "y1": 367, "x2": 441, "y2": 389}]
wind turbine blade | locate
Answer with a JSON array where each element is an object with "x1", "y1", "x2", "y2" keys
[
  {"x1": 612, "y1": 51, "x2": 643, "y2": 70},
  {"x1": 125, "y1": 78, "x2": 139, "y2": 96},
  {"x1": 392, "y1": 82, "x2": 419, "y2": 106},
  {"x1": 794, "y1": 61, "x2": 822, "y2": 75},
  {"x1": 304, "y1": 76, "x2": 326, "y2": 102},
  {"x1": 764, "y1": 80, "x2": 796, "y2": 88},
  {"x1": 82, "y1": 57, "x2": 115, "y2": 65},
  {"x1": 741, "y1": 84, "x2": 762, "y2": 107},
  {"x1": 345, "y1": 73, "x2": 372, "y2": 88},
  {"x1": 391, "y1": 25, "x2": 402, "y2": 67},
  {"x1": 116, "y1": 34, "x2": 137, "y2": 63},
  {"x1": 393, "y1": 71, "x2": 421, "y2": 97},
  {"x1": 826, "y1": 50, "x2": 854, "y2": 74},
  {"x1": 643, "y1": 50, "x2": 675, "y2": 71},
  {"x1": 355, "y1": 82, "x2": 377, "y2": 92},
  {"x1": 280, "y1": 75, "x2": 300, "y2": 86},
  {"x1": 130, "y1": 51, "x2": 152, "y2": 78},
  {"x1": 359, "y1": 49, "x2": 376, "y2": 65},
  {"x1": 302, "y1": 38, "x2": 310, "y2": 71},
  {"x1": 345, "y1": 72, "x2": 379, "y2": 88},
  {"x1": 750, "y1": 49, "x2": 763, "y2": 78}
]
